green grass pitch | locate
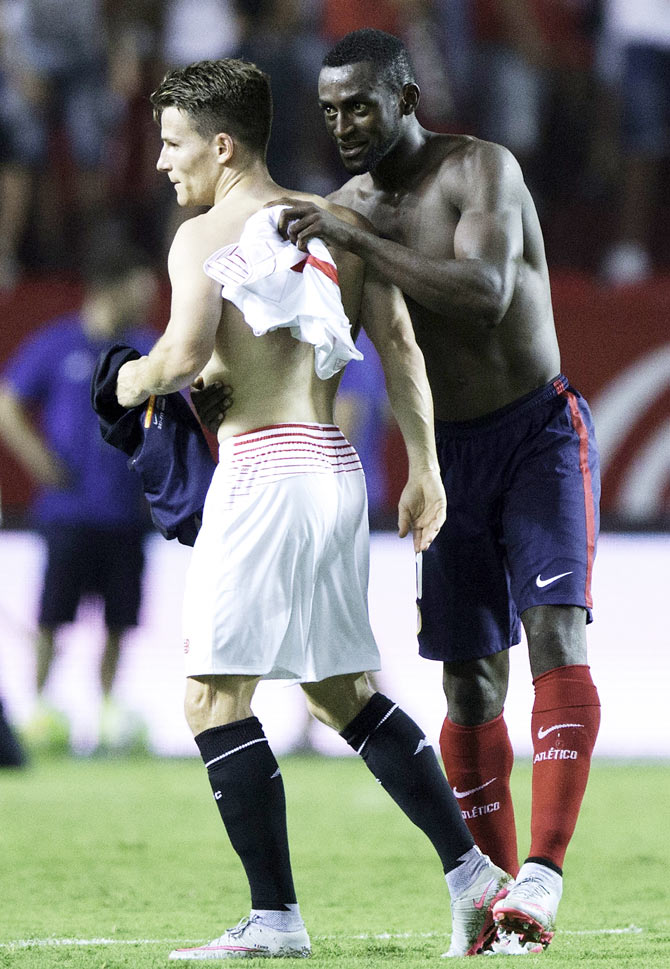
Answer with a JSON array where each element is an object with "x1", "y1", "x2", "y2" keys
[{"x1": 1, "y1": 755, "x2": 668, "y2": 967}]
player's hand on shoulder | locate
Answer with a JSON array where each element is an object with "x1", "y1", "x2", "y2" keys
[
  {"x1": 190, "y1": 376, "x2": 233, "y2": 435},
  {"x1": 268, "y1": 197, "x2": 357, "y2": 252},
  {"x1": 397, "y1": 469, "x2": 447, "y2": 553}
]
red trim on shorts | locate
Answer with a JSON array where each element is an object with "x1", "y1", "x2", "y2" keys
[
  {"x1": 563, "y1": 390, "x2": 596, "y2": 608},
  {"x1": 236, "y1": 440, "x2": 353, "y2": 459},
  {"x1": 552, "y1": 376, "x2": 568, "y2": 395},
  {"x1": 222, "y1": 424, "x2": 362, "y2": 501},
  {"x1": 233, "y1": 422, "x2": 339, "y2": 437}
]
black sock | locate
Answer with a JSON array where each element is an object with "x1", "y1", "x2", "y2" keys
[
  {"x1": 340, "y1": 693, "x2": 474, "y2": 873},
  {"x1": 195, "y1": 717, "x2": 296, "y2": 910}
]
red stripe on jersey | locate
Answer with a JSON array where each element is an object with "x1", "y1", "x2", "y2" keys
[
  {"x1": 305, "y1": 253, "x2": 339, "y2": 285},
  {"x1": 290, "y1": 254, "x2": 339, "y2": 286},
  {"x1": 564, "y1": 390, "x2": 596, "y2": 608}
]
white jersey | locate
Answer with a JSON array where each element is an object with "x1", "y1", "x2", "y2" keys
[
  {"x1": 182, "y1": 423, "x2": 381, "y2": 682},
  {"x1": 203, "y1": 205, "x2": 364, "y2": 380}
]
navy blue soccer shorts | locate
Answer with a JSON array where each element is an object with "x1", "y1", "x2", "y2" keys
[{"x1": 417, "y1": 375, "x2": 600, "y2": 664}]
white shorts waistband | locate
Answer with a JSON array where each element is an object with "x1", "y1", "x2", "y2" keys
[{"x1": 218, "y1": 423, "x2": 363, "y2": 490}]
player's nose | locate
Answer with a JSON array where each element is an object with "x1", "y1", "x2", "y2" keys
[{"x1": 333, "y1": 111, "x2": 354, "y2": 138}]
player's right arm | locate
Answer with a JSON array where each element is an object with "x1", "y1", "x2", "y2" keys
[
  {"x1": 358, "y1": 269, "x2": 446, "y2": 552},
  {"x1": 116, "y1": 217, "x2": 223, "y2": 407},
  {"x1": 279, "y1": 143, "x2": 525, "y2": 328}
]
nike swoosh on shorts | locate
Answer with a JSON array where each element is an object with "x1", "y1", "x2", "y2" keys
[{"x1": 535, "y1": 571, "x2": 573, "y2": 588}]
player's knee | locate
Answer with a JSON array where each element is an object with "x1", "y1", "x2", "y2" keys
[
  {"x1": 522, "y1": 605, "x2": 588, "y2": 678},
  {"x1": 183, "y1": 675, "x2": 256, "y2": 735},
  {"x1": 442, "y1": 654, "x2": 509, "y2": 725},
  {"x1": 302, "y1": 673, "x2": 374, "y2": 732},
  {"x1": 184, "y1": 679, "x2": 213, "y2": 734}
]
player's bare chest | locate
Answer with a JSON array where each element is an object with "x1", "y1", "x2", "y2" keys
[{"x1": 356, "y1": 184, "x2": 456, "y2": 257}]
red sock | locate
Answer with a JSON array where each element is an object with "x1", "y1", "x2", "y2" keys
[
  {"x1": 439, "y1": 713, "x2": 519, "y2": 876},
  {"x1": 529, "y1": 664, "x2": 600, "y2": 869}
]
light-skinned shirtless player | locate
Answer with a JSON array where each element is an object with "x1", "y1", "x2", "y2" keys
[{"x1": 115, "y1": 57, "x2": 511, "y2": 960}]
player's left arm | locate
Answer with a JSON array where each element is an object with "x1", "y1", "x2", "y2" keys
[
  {"x1": 448, "y1": 142, "x2": 525, "y2": 326},
  {"x1": 359, "y1": 270, "x2": 446, "y2": 553},
  {"x1": 116, "y1": 219, "x2": 222, "y2": 407}
]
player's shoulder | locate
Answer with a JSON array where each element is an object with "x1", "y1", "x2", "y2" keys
[
  {"x1": 327, "y1": 175, "x2": 373, "y2": 212},
  {"x1": 169, "y1": 210, "x2": 226, "y2": 272},
  {"x1": 329, "y1": 199, "x2": 375, "y2": 233},
  {"x1": 171, "y1": 210, "x2": 211, "y2": 249},
  {"x1": 290, "y1": 186, "x2": 376, "y2": 233},
  {"x1": 450, "y1": 135, "x2": 523, "y2": 184}
]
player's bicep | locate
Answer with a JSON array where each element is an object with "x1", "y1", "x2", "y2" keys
[
  {"x1": 454, "y1": 204, "x2": 522, "y2": 266},
  {"x1": 164, "y1": 231, "x2": 222, "y2": 369},
  {"x1": 451, "y1": 144, "x2": 525, "y2": 302}
]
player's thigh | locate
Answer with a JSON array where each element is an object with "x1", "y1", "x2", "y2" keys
[
  {"x1": 418, "y1": 505, "x2": 520, "y2": 665},
  {"x1": 305, "y1": 469, "x2": 381, "y2": 683},
  {"x1": 504, "y1": 391, "x2": 600, "y2": 619}
]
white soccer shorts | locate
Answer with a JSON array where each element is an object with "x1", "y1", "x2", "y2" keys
[{"x1": 182, "y1": 423, "x2": 381, "y2": 682}]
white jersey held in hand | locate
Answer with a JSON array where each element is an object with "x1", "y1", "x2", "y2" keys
[{"x1": 203, "y1": 204, "x2": 364, "y2": 380}]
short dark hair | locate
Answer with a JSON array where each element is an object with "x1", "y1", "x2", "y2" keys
[
  {"x1": 322, "y1": 28, "x2": 416, "y2": 91},
  {"x1": 150, "y1": 58, "x2": 273, "y2": 156}
]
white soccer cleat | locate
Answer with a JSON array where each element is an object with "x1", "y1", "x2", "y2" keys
[
  {"x1": 486, "y1": 929, "x2": 545, "y2": 955},
  {"x1": 169, "y1": 915, "x2": 311, "y2": 960},
  {"x1": 492, "y1": 862, "x2": 562, "y2": 948},
  {"x1": 443, "y1": 863, "x2": 513, "y2": 957}
]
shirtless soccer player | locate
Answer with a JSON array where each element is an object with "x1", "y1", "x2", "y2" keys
[
  {"x1": 275, "y1": 28, "x2": 602, "y2": 954},
  {"x1": 115, "y1": 58, "x2": 513, "y2": 960}
]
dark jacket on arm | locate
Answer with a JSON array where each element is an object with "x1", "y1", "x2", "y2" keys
[{"x1": 91, "y1": 343, "x2": 215, "y2": 546}]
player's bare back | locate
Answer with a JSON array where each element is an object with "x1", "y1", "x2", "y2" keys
[{"x1": 193, "y1": 195, "x2": 366, "y2": 441}]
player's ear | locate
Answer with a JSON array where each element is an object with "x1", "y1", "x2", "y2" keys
[
  {"x1": 400, "y1": 83, "x2": 420, "y2": 116},
  {"x1": 215, "y1": 132, "x2": 235, "y2": 164}
]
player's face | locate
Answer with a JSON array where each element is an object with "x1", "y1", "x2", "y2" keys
[
  {"x1": 156, "y1": 107, "x2": 219, "y2": 206},
  {"x1": 318, "y1": 62, "x2": 403, "y2": 174}
]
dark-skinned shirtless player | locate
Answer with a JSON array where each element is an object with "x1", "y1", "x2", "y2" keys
[{"x1": 273, "y1": 28, "x2": 601, "y2": 953}]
